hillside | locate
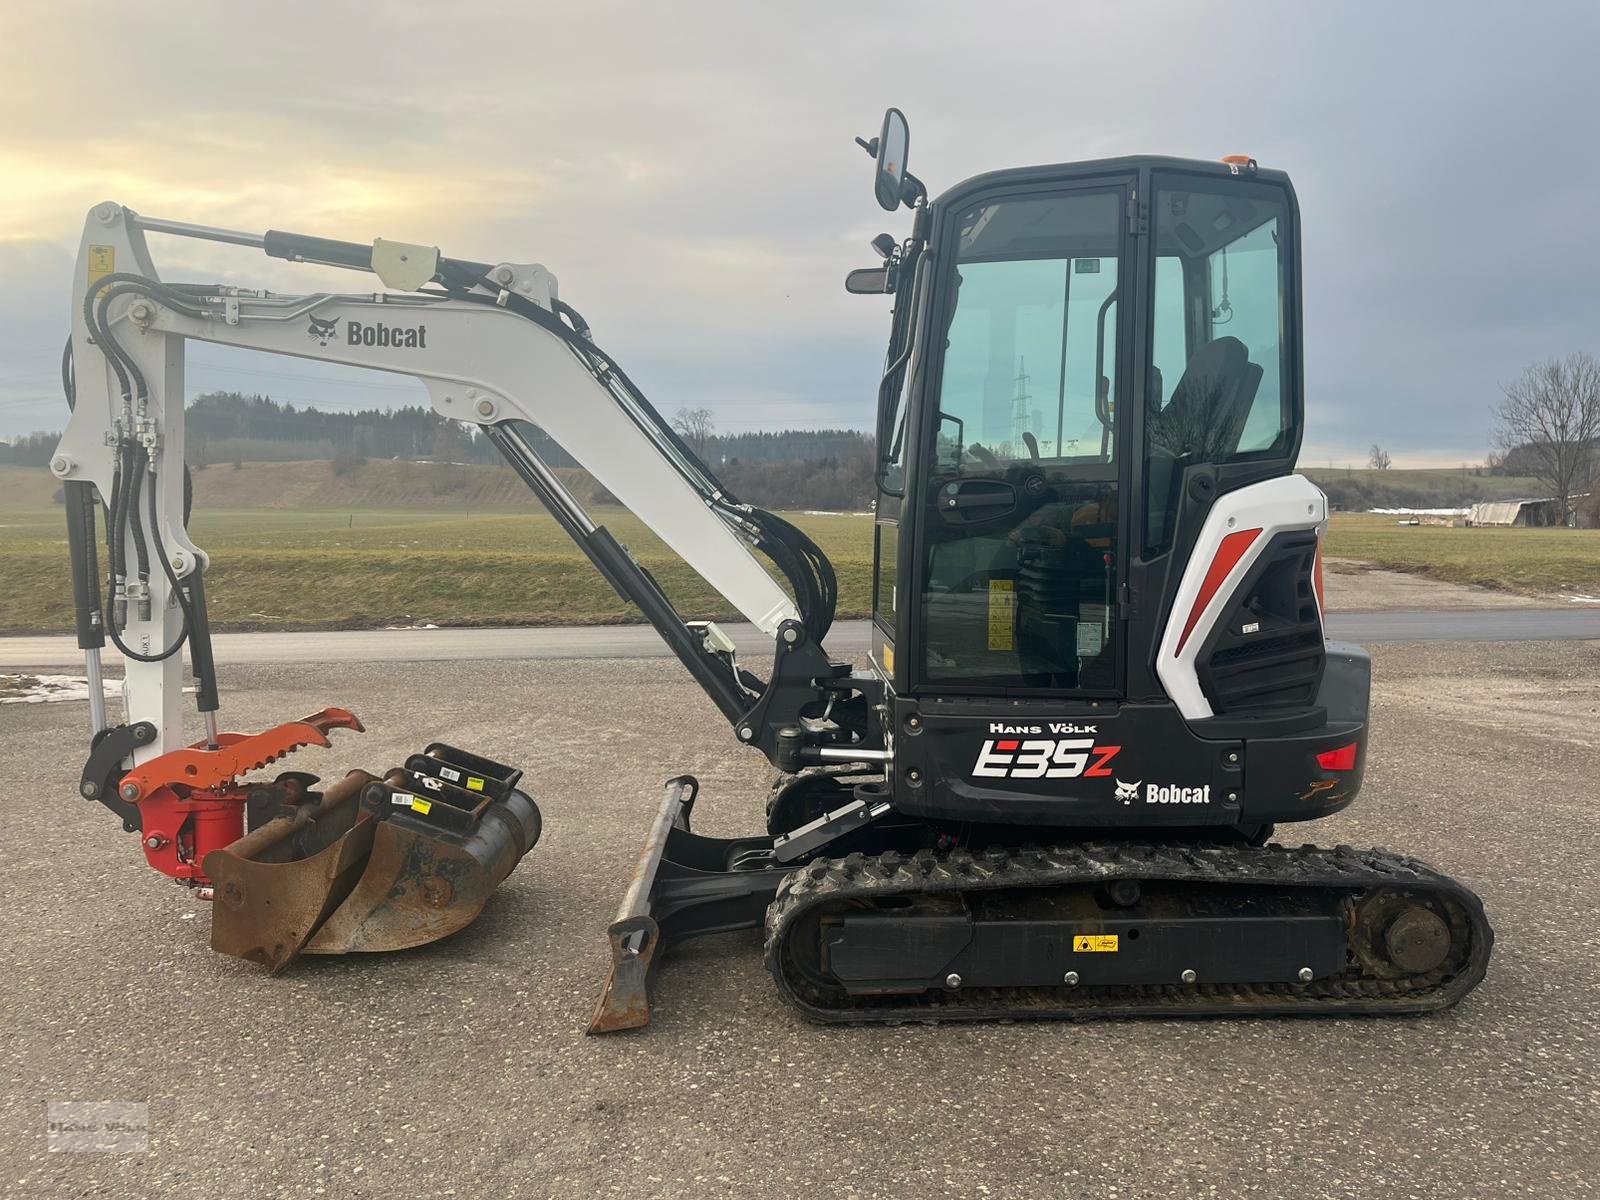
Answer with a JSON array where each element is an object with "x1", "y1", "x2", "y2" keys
[
  {"x1": 0, "y1": 447, "x2": 877, "y2": 512},
  {"x1": 1302, "y1": 466, "x2": 1549, "y2": 510},
  {"x1": 4, "y1": 461, "x2": 1559, "y2": 515},
  {"x1": 0, "y1": 460, "x2": 575, "y2": 510}
]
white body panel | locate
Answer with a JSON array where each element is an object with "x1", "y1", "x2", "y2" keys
[
  {"x1": 1155, "y1": 474, "x2": 1328, "y2": 721},
  {"x1": 53, "y1": 203, "x2": 801, "y2": 757}
]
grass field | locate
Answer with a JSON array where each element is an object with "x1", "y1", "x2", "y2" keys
[
  {"x1": 0, "y1": 503, "x2": 875, "y2": 635},
  {"x1": 2, "y1": 465, "x2": 1595, "y2": 636},
  {"x1": 1323, "y1": 512, "x2": 1600, "y2": 597}
]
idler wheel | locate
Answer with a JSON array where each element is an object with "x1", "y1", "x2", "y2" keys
[{"x1": 1384, "y1": 906, "x2": 1451, "y2": 974}]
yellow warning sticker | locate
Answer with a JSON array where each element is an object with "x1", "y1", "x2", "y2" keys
[
  {"x1": 87, "y1": 245, "x2": 115, "y2": 287},
  {"x1": 881, "y1": 644, "x2": 894, "y2": 676},
  {"x1": 987, "y1": 578, "x2": 1015, "y2": 651},
  {"x1": 411, "y1": 797, "x2": 433, "y2": 815},
  {"x1": 466, "y1": 776, "x2": 485, "y2": 791},
  {"x1": 1073, "y1": 934, "x2": 1119, "y2": 953}
]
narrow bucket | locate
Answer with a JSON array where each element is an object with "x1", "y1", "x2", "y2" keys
[{"x1": 204, "y1": 770, "x2": 379, "y2": 972}]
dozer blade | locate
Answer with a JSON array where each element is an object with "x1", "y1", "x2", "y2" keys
[
  {"x1": 588, "y1": 777, "x2": 784, "y2": 1034},
  {"x1": 203, "y1": 744, "x2": 541, "y2": 972}
]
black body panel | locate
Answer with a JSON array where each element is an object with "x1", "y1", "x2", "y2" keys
[{"x1": 885, "y1": 642, "x2": 1368, "y2": 829}]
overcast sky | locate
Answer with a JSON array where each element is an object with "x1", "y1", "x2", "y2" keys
[{"x1": 2, "y1": 2, "x2": 1596, "y2": 465}]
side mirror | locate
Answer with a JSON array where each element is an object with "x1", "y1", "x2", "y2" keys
[
  {"x1": 874, "y1": 108, "x2": 910, "y2": 211},
  {"x1": 845, "y1": 266, "x2": 894, "y2": 295}
]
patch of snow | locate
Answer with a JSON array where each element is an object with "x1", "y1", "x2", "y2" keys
[
  {"x1": 1368, "y1": 507, "x2": 1470, "y2": 517},
  {"x1": 1566, "y1": 595, "x2": 1600, "y2": 605},
  {"x1": 0, "y1": 674, "x2": 119, "y2": 705}
]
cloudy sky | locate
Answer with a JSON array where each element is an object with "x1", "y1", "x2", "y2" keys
[{"x1": 2, "y1": 2, "x2": 1595, "y2": 465}]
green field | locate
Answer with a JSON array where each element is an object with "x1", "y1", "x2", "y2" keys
[
  {"x1": 3, "y1": 464, "x2": 1595, "y2": 636},
  {"x1": 0, "y1": 504, "x2": 875, "y2": 635},
  {"x1": 1323, "y1": 512, "x2": 1600, "y2": 597}
]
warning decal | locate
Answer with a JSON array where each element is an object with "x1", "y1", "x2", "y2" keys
[
  {"x1": 987, "y1": 578, "x2": 1015, "y2": 651},
  {"x1": 1072, "y1": 934, "x2": 1120, "y2": 953}
]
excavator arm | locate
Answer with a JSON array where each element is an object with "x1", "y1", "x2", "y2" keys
[
  {"x1": 54, "y1": 203, "x2": 872, "y2": 760},
  {"x1": 51, "y1": 203, "x2": 882, "y2": 980}
]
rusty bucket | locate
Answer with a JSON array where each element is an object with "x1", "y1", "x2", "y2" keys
[{"x1": 203, "y1": 744, "x2": 540, "y2": 971}]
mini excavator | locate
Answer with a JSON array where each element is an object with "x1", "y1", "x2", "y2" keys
[{"x1": 51, "y1": 109, "x2": 1491, "y2": 1027}]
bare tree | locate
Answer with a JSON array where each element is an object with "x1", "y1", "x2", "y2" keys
[
  {"x1": 1493, "y1": 352, "x2": 1600, "y2": 519},
  {"x1": 671, "y1": 406, "x2": 716, "y2": 456},
  {"x1": 1368, "y1": 444, "x2": 1392, "y2": 470}
]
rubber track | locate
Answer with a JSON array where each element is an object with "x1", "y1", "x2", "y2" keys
[{"x1": 763, "y1": 841, "x2": 1493, "y2": 1024}]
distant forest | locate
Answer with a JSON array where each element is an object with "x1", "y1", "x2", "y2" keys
[{"x1": 0, "y1": 392, "x2": 878, "y2": 510}]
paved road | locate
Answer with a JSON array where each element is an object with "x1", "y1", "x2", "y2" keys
[
  {"x1": 3, "y1": 608, "x2": 1598, "y2": 669},
  {"x1": 5, "y1": 641, "x2": 1597, "y2": 1198}
]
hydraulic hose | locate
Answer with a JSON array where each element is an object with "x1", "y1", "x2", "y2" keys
[
  {"x1": 61, "y1": 336, "x2": 75, "y2": 411},
  {"x1": 125, "y1": 451, "x2": 151, "y2": 583},
  {"x1": 72, "y1": 273, "x2": 211, "y2": 664}
]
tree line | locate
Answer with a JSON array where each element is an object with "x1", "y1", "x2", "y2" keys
[{"x1": 0, "y1": 393, "x2": 879, "y2": 510}]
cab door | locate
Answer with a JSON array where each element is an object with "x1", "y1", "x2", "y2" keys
[{"x1": 908, "y1": 178, "x2": 1132, "y2": 698}]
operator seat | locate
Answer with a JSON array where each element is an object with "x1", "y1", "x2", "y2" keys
[
  {"x1": 1150, "y1": 335, "x2": 1261, "y2": 462},
  {"x1": 1144, "y1": 336, "x2": 1263, "y2": 552}
]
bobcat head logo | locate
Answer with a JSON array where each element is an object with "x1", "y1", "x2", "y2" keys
[
  {"x1": 307, "y1": 316, "x2": 339, "y2": 346},
  {"x1": 1114, "y1": 778, "x2": 1142, "y2": 805}
]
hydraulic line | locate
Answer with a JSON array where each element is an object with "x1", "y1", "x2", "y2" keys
[
  {"x1": 61, "y1": 336, "x2": 75, "y2": 411},
  {"x1": 72, "y1": 274, "x2": 214, "y2": 667},
  {"x1": 125, "y1": 450, "x2": 152, "y2": 587}
]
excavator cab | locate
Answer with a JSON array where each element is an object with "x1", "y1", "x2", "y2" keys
[{"x1": 862, "y1": 135, "x2": 1358, "y2": 837}]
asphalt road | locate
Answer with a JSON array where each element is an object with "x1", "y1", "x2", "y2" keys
[
  {"x1": 4, "y1": 607, "x2": 1599, "y2": 669},
  {"x1": 3, "y1": 640, "x2": 1597, "y2": 1198}
]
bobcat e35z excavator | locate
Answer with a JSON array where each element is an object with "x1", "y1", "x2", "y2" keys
[{"x1": 51, "y1": 109, "x2": 1492, "y2": 1029}]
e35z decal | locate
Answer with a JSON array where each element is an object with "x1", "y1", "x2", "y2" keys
[{"x1": 971, "y1": 738, "x2": 1122, "y2": 780}]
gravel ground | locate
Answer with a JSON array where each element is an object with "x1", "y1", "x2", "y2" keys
[{"x1": 3, "y1": 641, "x2": 1598, "y2": 1199}]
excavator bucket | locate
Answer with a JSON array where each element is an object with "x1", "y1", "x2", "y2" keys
[{"x1": 204, "y1": 744, "x2": 540, "y2": 972}]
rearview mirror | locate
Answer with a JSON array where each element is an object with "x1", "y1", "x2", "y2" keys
[
  {"x1": 845, "y1": 266, "x2": 894, "y2": 295},
  {"x1": 874, "y1": 108, "x2": 909, "y2": 211}
]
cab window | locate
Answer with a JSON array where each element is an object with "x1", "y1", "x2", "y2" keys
[
  {"x1": 1145, "y1": 181, "x2": 1294, "y2": 555},
  {"x1": 920, "y1": 187, "x2": 1124, "y2": 693}
]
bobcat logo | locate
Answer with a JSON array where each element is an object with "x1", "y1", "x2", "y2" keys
[
  {"x1": 1114, "y1": 778, "x2": 1142, "y2": 805},
  {"x1": 307, "y1": 316, "x2": 339, "y2": 346}
]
